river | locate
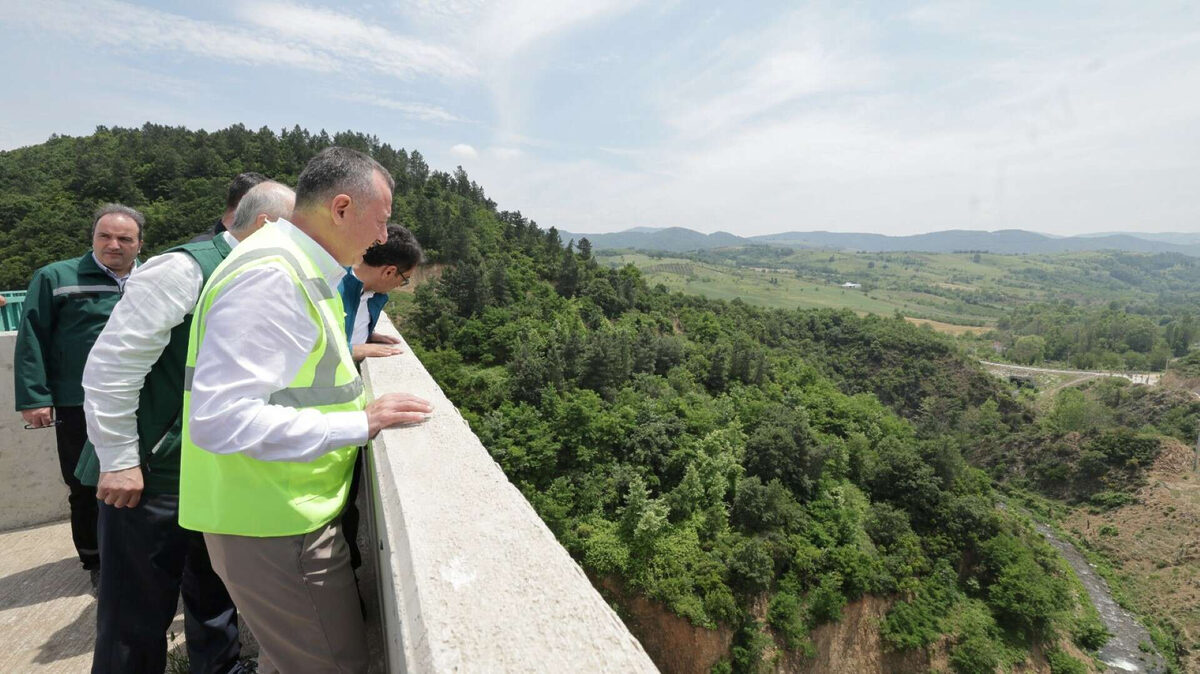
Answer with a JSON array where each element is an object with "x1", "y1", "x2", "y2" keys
[{"x1": 1029, "y1": 520, "x2": 1167, "y2": 673}]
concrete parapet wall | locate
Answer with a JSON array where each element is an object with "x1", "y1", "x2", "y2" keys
[
  {"x1": 0, "y1": 332, "x2": 69, "y2": 531},
  {"x1": 361, "y1": 316, "x2": 658, "y2": 673}
]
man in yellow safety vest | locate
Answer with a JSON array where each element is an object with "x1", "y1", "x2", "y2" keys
[{"x1": 179, "y1": 147, "x2": 433, "y2": 672}]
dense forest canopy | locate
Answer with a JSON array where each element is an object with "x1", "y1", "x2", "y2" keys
[
  {"x1": 0, "y1": 123, "x2": 487, "y2": 288},
  {"x1": 4, "y1": 124, "x2": 1190, "y2": 672}
]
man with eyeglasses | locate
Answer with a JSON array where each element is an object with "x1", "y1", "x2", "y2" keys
[
  {"x1": 339, "y1": 223, "x2": 423, "y2": 363},
  {"x1": 336, "y1": 223, "x2": 422, "y2": 575}
]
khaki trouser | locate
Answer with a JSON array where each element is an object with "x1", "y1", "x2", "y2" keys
[{"x1": 205, "y1": 522, "x2": 367, "y2": 674}]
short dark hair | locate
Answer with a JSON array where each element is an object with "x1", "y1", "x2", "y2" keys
[
  {"x1": 294, "y1": 147, "x2": 395, "y2": 213},
  {"x1": 92, "y1": 203, "x2": 145, "y2": 241},
  {"x1": 225, "y1": 172, "x2": 269, "y2": 210},
  {"x1": 362, "y1": 224, "x2": 423, "y2": 270}
]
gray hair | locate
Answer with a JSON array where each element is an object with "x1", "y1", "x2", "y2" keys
[
  {"x1": 294, "y1": 146, "x2": 395, "y2": 213},
  {"x1": 92, "y1": 203, "x2": 145, "y2": 240},
  {"x1": 230, "y1": 181, "x2": 295, "y2": 233}
]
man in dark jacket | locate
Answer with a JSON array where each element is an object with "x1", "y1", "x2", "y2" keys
[
  {"x1": 189, "y1": 172, "x2": 268, "y2": 242},
  {"x1": 14, "y1": 203, "x2": 143, "y2": 585}
]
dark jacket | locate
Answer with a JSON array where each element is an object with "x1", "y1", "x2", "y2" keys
[
  {"x1": 187, "y1": 217, "x2": 225, "y2": 243},
  {"x1": 14, "y1": 253, "x2": 125, "y2": 409},
  {"x1": 338, "y1": 269, "x2": 388, "y2": 343}
]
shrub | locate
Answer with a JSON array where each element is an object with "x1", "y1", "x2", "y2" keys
[
  {"x1": 1088, "y1": 491, "x2": 1137, "y2": 511},
  {"x1": 949, "y1": 632, "x2": 1000, "y2": 674},
  {"x1": 1071, "y1": 613, "x2": 1111, "y2": 651},
  {"x1": 1045, "y1": 649, "x2": 1088, "y2": 674},
  {"x1": 767, "y1": 591, "x2": 808, "y2": 650},
  {"x1": 729, "y1": 537, "x2": 774, "y2": 595},
  {"x1": 808, "y1": 573, "x2": 847, "y2": 624}
]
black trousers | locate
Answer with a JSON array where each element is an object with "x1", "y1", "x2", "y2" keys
[
  {"x1": 54, "y1": 406, "x2": 99, "y2": 570},
  {"x1": 341, "y1": 448, "x2": 364, "y2": 570},
  {"x1": 93, "y1": 492, "x2": 241, "y2": 674}
]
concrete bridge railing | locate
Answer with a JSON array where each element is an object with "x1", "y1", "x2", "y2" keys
[{"x1": 355, "y1": 314, "x2": 657, "y2": 672}]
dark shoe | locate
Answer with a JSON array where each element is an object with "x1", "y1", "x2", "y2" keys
[{"x1": 89, "y1": 568, "x2": 100, "y2": 596}]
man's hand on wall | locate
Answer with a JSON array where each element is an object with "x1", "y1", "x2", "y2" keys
[
  {"x1": 97, "y1": 466, "x2": 144, "y2": 508},
  {"x1": 367, "y1": 332, "x2": 401, "y2": 345},
  {"x1": 366, "y1": 393, "x2": 433, "y2": 438},
  {"x1": 353, "y1": 343, "x2": 404, "y2": 362}
]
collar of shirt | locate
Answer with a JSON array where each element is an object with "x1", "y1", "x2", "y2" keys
[
  {"x1": 91, "y1": 252, "x2": 138, "y2": 290},
  {"x1": 271, "y1": 218, "x2": 347, "y2": 287},
  {"x1": 219, "y1": 230, "x2": 238, "y2": 248},
  {"x1": 347, "y1": 268, "x2": 375, "y2": 300}
]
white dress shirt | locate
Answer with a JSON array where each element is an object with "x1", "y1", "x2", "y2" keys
[
  {"x1": 83, "y1": 232, "x2": 236, "y2": 472},
  {"x1": 91, "y1": 252, "x2": 136, "y2": 290},
  {"x1": 187, "y1": 220, "x2": 368, "y2": 463},
  {"x1": 350, "y1": 283, "x2": 376, "y2": 346}
]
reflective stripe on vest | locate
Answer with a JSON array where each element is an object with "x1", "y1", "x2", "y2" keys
[
  {"x1": 178, "y1": 223, "x2": 367, "y2": 537},
  {"x1": 186, "y1": 247, "x2": 357, "y2": 407}
]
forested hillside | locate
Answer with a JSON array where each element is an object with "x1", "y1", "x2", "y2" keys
[
  {"x1": 0, "y1": 123, "x2": 483, "y2": 288},
  {"x1": 0, "y1": 125, "x2": 1134, "y2": 672}
]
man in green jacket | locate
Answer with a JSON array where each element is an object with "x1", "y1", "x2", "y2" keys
[{"x1": 14, "y1": 203, "x2": 143, "y2": 585}]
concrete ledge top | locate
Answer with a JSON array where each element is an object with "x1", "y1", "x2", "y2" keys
[{"x1": 362, "y1": 316, "x2": 657, "y2": 673}]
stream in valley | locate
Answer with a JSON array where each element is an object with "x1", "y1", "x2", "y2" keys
[{"x1": 1029, "y1": 520, "x2": 1167, "y2": 673}]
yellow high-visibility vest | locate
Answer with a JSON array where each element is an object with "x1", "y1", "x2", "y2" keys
[{"x1": 179, "y1": 221, "x2": 366, "y2": 536}]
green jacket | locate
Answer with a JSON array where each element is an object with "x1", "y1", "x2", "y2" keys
[
  {"x1": 76, "y1": 237, "x2": 232, "y2": 495},
  {"x1": 14, "y1": 253, "x2": 126, "y2": 410}
]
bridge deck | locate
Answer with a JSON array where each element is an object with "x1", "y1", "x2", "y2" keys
[
  {"x1": 0, "y1": 518, "x2": 385, "y2": 672},
  {"x1": 0, "y1": 520, "x2": 266, "y2": 672},
  {"x1": 1, "y1": 520, "x2": 104, "y2": 672}
]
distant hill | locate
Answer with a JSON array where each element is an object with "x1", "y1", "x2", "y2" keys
[
  {"x1": 752, "y1": 229, "x2": 1200, "y2": 255},
  {"x1": 1082, "y1": 232, "x2": 1200, "y2": 245},
  {"x1": 557, "y1": 226, "x2": 745, "y2": 253},
  {"x1": 562, "y1": 226, "x2": 1200, "y2": 256}
]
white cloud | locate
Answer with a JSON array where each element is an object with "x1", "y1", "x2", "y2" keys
[
  {"x1": 347, "y1": 93, "x2": 468, "y2": 124},
  {"x1": 464, "y1": 3, "x2": 1200, "y2": 236},
  {"x1": 660, "y1": 6, "x2": 885, "y2": 140},
  {"x1": 0, "y1": 0, "x2": 477, "y2": 81},
  {"x1": 399, "y1": 0, "x2": 645, "y2": 59},
  {"x1": 450, "y1": 143, "x2": 478, "y2": 158},
  {"x1": 0, "y1": 0, "x2": 331, "y2": 71},
  {"x1": 238, "y1": 2, "x2": 477, "y2": 80},
  {"x1": 469, "y1": 0, "x2": 645, "y2": 59}
]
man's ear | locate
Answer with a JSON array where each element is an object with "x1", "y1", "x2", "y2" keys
[
  {"x1": 380, "y1": 264, "x2": 398, "y2": 279},
  {"x1": 330, "y1": 194, "x2": 353, "y2": 224}
]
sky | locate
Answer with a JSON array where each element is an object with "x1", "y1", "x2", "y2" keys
[{"x1": 1, "y1": 0, "x2": 1198, "y2": 237}]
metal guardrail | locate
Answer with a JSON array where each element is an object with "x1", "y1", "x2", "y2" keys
[{"x1": 0, "y1": 291, "x2": 26, "y2": 332}]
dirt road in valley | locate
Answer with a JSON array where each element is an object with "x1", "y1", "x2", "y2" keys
[{"x1": 979, "y1": 361, "x2": 1161, "y2": 386}]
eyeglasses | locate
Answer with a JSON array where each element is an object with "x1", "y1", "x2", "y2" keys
[{"x1": 398, "y1": 270, "x2": 411, "y2": 287}]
